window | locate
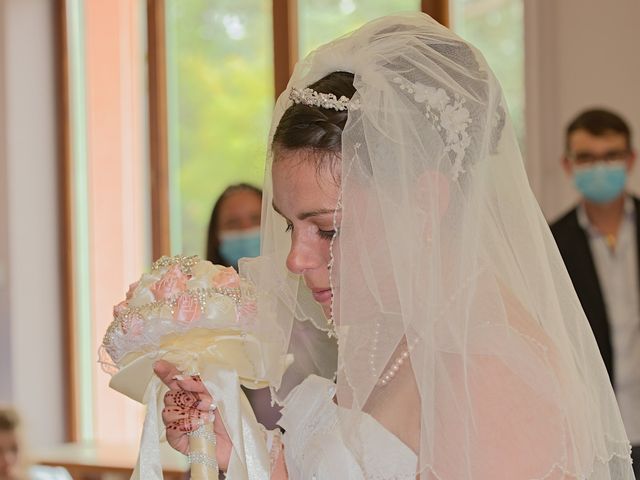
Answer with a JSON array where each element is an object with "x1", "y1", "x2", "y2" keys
[
  {"x1": 64, "y1": 0, "x2": 150, "y2": 443},
  {"x1": 298, "y1": 0, "x2": 421, "y2": 58},
  {"x1": 165, "y1": 1, "x2": 274, "y2": 257},
  {"x1": 450, "y1": 0, "x2": 525, "y2": 147}
]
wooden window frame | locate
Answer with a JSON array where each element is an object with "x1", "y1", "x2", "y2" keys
[
  {"x1": 54, "y1": 0, "x2": 77, "y2": 442},
  {"x1": 273, "y1": 0, "x2": 299, "y2": 98},
  {"x1": 147, "y1": 0, "x2": 171, "y2": 260},
  {"x1": 422, "y1": 0, "x2": 450, "y2": 27}
]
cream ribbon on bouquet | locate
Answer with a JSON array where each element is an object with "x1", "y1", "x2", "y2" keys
[{"x1": 100, "y1": 255, "x2": 292, "y2": 480}]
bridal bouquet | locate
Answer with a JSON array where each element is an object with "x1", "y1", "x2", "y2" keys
[{"x1": 101, "y1": 255, "x2": 289, "y2": 480}]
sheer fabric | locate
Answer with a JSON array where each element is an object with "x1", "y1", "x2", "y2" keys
[
  {"x1": 243, "y1": 13, "x2": 633, "y2": 479},
  {"x1": 280, "y1": 375, "x2": 416, "y2": 479}
]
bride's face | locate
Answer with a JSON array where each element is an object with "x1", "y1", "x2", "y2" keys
[{"x1": 272, "y1": 152, "x2": 341, "y2": 319}]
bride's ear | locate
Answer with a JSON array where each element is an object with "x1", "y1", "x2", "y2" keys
[{"x1": 416, "y1": 170, "x2": 450, "y2": 221}]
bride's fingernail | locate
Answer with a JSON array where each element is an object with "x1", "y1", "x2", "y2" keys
[
  {"x1": 206, "y1": 413, "x2": 216, "y2": 423},
  {"x1": 172, "y1": 374, "x2": 185, "y2": 381}
]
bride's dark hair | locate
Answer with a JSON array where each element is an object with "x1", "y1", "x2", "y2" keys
[{"x1": 272, "y1": 71, "x2": 355, "y2": 159}]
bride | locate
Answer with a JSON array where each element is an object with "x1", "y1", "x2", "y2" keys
[{"x1": 155, "y1": 13, "x2": 633, "y2": 479}]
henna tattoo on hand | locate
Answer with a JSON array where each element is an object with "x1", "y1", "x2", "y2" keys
[{"x1": 166, "y1": 390, "x2": 201, "y2": 409}]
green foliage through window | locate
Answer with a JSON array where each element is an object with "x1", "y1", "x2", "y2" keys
[
  {"x1": 166, "y1": 0, "x2": 524, "y2": 257},
  {"x1": 166, "y1": 0, "x2": 273, "y2": 256}
]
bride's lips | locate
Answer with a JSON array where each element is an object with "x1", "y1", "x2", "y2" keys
[{"x1": 310, "y1": 288, "x2": 332, "y2": 304}]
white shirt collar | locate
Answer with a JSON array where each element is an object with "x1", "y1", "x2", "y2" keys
[{"x1": 576, "y1": 195, "x2": 635, "y2": 237}]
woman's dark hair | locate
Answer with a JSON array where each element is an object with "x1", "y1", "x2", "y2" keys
[
  {"x1": 272, "y1": 71, "x2": 356, "y2": 165},
  {"x1": 0, "y1": 407, "x2": 19, "y2": 432},
  {"x1": 206, "y1": 183, "x2": 262, "y2": 266}
]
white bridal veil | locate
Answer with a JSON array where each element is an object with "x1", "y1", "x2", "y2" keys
[{"x1": 244, "y1": 12, "x2": 633, "y2": 479}]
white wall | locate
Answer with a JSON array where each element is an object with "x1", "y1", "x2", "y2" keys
[
  {"x1": 0, "y1": 0, "x2": 11, "y2": 404},
  {"x1": 525, "y1": 0, "x2": 640, "y2": 221},
  {"x1": 0, "y1": 0, "x2": 65, "y2": 447}
]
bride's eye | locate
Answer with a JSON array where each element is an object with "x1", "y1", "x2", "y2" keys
[
  {"x1": 318, "y1": 229, "x2": 337, "y2": 240},
  {"x1": 284, "y1": 222, "x2": 293, "y2": 234}
]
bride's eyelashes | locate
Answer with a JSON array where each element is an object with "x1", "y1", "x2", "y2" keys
[
  {"x1": 318, "y1": 229, "x2": 337, "y2": 240},
  {"x1": 283, "y1": 221, "x2": 337, "y2": 240}
]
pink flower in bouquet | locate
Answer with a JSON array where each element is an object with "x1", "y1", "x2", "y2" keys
[
  {"x1": 174, "y1": 293, "x2": 201, "y2": 325},
  {"x1": 112, "y1": 281, "x2": 142, "y2": 317},
  {"x1": 123, "y1": 315, "x2": 144, "y2": 336},
  {"x1": 151, "y1": 265, "x2": 189, "y2": 301},
  {"x1": 212, "y1": 267, "x2": 240, "y2": 289},
  {"x1": 113, "y1": 300, "x2": 128, "y2": 316},
  {"x1": 125, "y1": 281, "x2": 140, "y2": 300}
]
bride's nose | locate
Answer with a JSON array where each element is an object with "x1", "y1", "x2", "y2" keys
[{"x1": 286, "y1": 234, "x2": 324, "y2": 274}]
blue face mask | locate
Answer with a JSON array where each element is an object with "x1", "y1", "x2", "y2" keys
[
  {"x1": 219, "y1": 228, "x2": 261, "y2": 268},
  {"x1": 574, "y1": 161, "x2": 627, "y2": 204}
]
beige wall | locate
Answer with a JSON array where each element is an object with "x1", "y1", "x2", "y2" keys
[
  {"x1": 0, "y1": 0, "x2": 10, "y2": 404},
  {"x1": 0, "y1": 0, "x2": 65, "y2": 447},
  {"x1": 525, "y1": 0, "x2": 640, "y2": 221}
]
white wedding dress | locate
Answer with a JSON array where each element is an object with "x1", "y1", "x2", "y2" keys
[{"x1": 278, "y1": 375, "x2": 417, "y2": 480}]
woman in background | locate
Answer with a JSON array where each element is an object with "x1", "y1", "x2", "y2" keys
[
  {"x1": 0, "y1": 407, "x2": 71, "y2": 480},
  {"x1": 0, "y1": 407, "x2": 24, "y2": 480},
  {"x1": 206, "y1": 183, "x2": 262, "y2": 270}
]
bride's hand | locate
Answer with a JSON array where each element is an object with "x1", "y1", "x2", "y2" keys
[{"x1": 153, "y1": 360, "x2": 233, "y2": 471}]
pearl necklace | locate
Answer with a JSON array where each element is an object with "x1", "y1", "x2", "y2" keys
[{"x1": 376, "y1": 339, "x2": 418, "y2": 387}]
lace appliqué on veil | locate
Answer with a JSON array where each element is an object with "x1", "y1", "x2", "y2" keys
[{"x1": 393, "y1": 77, "x2": 472, "y2": 181}]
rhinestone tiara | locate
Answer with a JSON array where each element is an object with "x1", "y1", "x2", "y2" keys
[{"x1": 289, "y1": 87, "x2": 360, "y2": 111}]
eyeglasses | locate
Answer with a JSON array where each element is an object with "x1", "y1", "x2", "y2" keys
[{"x1": 568, "y1": 149, "x2": 632, "y2": 165}]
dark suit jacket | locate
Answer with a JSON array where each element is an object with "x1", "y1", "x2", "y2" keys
[{"x1": 550, "y1": 196, "x2": 640, "y2": 387}]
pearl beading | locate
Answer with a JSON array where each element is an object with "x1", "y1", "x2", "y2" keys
[
  {"x1": 188, "y1": 424, "x2": 217, "y2": 445},
  {"x1": 372, "y1": 270, "x2": 482, "y2": 387},
  {"x1": 152, "y1": 254, "x2": 200, "y2": 275},
  {"x1": 188, "y1": 451, "x2": 219, "y2": 471},
  {"x1": 369, "y1": 319, "x2": 382, "y2": 377},
  {"x1": 376, "y1": 338, "x2": 419, "y2": 387}
]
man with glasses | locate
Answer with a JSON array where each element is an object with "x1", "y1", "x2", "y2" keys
[{"x1": 551, "y1": 108, "x2": 639, "y2": 473}]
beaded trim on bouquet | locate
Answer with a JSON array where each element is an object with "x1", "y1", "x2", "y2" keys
[{"x1": 100, "y1": 255, "x2": 255, "y2": 370}]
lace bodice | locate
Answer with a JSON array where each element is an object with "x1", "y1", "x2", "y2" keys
[{"x1": 278, "y1": 375, "x2": 417, "y2": 480}]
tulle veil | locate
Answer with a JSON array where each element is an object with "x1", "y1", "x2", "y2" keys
[{"x1": 242, "y1": 12, "x2": 634, "y2": 479}]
